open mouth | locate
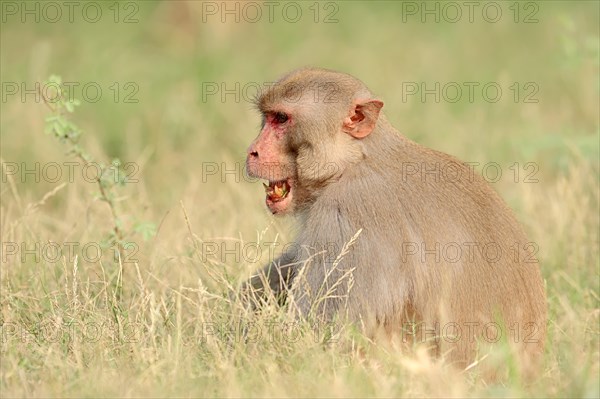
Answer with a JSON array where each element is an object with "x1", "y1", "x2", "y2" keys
[
  {"x1": 262, "y1": 178, "x2": 293, "y2": 214},
  {"x1": 263, "y1": 179, "x2": 291, "y2": 202}
]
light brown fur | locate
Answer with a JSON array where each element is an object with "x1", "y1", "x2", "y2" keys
[{"x1": 244, "y1": 67, "x2": 546, "y2": 373}]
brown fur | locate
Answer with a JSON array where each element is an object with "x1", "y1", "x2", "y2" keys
[{"x1": 244, "y1": 67, "x2": 546, "y2": 372}]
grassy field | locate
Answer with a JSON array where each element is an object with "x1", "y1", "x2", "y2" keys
[{"x1": 1, "y1": 1, "x2": 598, "y2": 397}]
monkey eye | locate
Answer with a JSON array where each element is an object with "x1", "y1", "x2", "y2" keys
[{"x1": 273, "y1": 112, "x2": 289, "y2": 124}]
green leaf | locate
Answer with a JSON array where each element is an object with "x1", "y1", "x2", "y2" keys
[
  {"x1": 134, "y1": 221, "x2": 157, "y2": 241},
  {"x1": 53, "y1": 122, "x2": 65, "y2": 137}
]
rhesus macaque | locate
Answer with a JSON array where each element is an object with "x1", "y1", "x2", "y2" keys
[{"x1": 244, "y1": 67, "x2": 546, "y2": 371}]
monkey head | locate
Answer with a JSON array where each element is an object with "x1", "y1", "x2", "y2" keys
[{"x1": 246, "y1": 68, "x2": 384, "y2": 215}]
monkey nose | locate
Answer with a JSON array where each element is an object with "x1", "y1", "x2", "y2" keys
[{"x1": 249, "y1": 150, "x2": 259, "y2": 158}]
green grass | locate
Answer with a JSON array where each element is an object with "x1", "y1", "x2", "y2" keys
[{"x1": 1, "y1": 1, "x2": 598, "y2": 397}]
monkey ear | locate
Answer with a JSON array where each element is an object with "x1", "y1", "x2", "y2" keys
[{"x1": 342, "y1": 99, "x2": 384, "y2": 139}]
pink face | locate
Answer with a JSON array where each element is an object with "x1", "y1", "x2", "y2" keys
[
  {"x1": 246, "y1": 98, "x2": 383, "y2": 215},
  {"x1": 246, "y1": 110, "x2": 296, "y2": 215}
]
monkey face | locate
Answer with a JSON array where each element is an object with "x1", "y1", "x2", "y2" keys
[
  {"x1": 247, "y1": 68, "x2": 384, "y2": 215},
  {"x1": 246, "y1": 109, "x2": 297, "y2": 215}
]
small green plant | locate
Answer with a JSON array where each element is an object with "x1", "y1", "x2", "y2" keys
[{"x1": 40, "y1": 74, "x2": 156, "y2": 257}]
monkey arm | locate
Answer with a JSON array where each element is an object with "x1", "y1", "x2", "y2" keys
[{"x1": 240, "y1": 250, "x2": 298, "y2": 307}]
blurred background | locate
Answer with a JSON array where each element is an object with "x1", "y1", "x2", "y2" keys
[{"x1": 0, "y1": 1, "x2": 598, "y2": 396}]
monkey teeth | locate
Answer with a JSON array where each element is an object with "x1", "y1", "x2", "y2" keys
[{"x1": 263, "y1": 180, "x2": 291, "y2": 202}]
